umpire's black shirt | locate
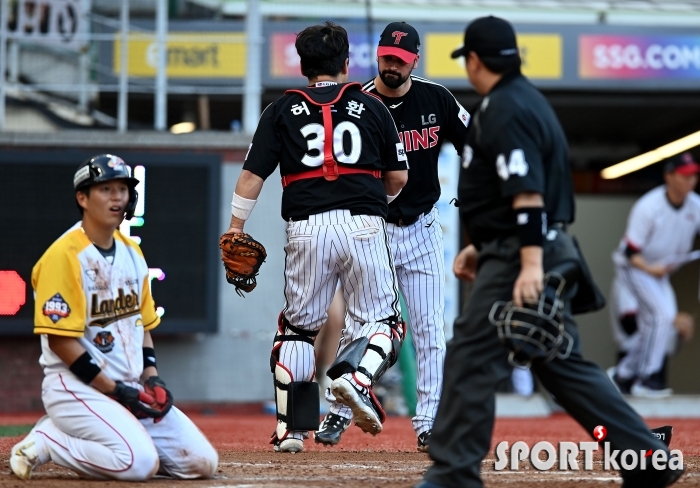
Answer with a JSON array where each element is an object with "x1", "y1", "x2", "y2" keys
[{"x1": 458, "y1": 70, "x2": 575, "y2": 248}]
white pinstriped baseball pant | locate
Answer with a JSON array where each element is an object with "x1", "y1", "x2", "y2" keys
[
  {"x1": 330, "y1": 206, "x2": 446, "y2": 435},
  {"x1": 279, "y1": 210, "x2": 402, "y2": 387}
]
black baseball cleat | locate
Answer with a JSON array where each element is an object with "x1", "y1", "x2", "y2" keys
[
  {"x1": 417, "y1": 430, "x2": 431, "y2": 452},
  {"x1": 314, "y1": 412, "x2": 351, "y2": 446},
  {"x1": 651, "y1": 426, "x2": 673, "y2": 447},
  {"x1": 607, "y1": 367, "x2": 634, "y2": 395},
  {"x1": 331, "y1": 377, "x2": 384, "y2": 436}
]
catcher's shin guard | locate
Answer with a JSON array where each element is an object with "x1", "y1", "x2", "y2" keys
[
  {"x1": 327, "y1": 317, "x2": 406, "y2": 385},
  {"x1": 270, "y1": 313, "x2": 320, "y2": 445}
]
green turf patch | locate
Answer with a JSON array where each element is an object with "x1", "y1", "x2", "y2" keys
[{"x1": 0, "y1": 425, "x2": 32, "y2": 437}]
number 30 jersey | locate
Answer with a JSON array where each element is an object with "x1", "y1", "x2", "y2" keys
[
  {"x1": 243, "y1": 82, "x2": 408, "y2": 221},
  {"x1": 32, "y1": 223, "x2": 160, "y2": 382}
]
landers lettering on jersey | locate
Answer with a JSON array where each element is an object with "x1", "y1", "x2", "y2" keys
[
  {"x1": 89, "y1": 288, "x2": 140, "y2": 327},
  {"x1": 93, "y1": 331, "x2": 115, "y2": 353},
  {"x1": 399, "y1": 127, "x2": 439, "y2": 152},
  {"x1": 43, "y1": 293, "x2": 71, "y2": 323}
]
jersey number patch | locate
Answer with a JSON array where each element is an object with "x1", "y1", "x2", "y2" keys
[
  {"x1": 300, "y1": 121, "x2": 362, "y2": 167},
  {"x1": 496, "y1": 149, "x2": 529, "y2": 181}
]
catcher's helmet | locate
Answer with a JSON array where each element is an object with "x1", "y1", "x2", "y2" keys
[
  {"x1": 73, "y1": 154, "x2": 139, "y2": 220},
  {"x1": 489, "y1": 273, "x2": 574, "y2": 369}
]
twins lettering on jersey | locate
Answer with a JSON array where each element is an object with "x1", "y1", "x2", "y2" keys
[
  {"x1": 43, "y1": 293, "x2": 71, "y2": 323},
  {"x1": 398, "y1": 127, "x2": 440, "y2": 152},
  {"x1": 89, "y1": 288, "x2": 140, "y2": 328}
]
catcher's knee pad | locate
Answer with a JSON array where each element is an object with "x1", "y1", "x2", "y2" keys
[
  {"x1": 327, "y1": 316, "x2": 405, "y2": 385},
  {"x1": 270, "y1": 313, "x2": 320, "y2": 442}
]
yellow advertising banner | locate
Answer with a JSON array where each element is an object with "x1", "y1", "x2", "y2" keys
[
  {"x1": 425, "y1": 33, "x2": 562, "y2": 79},
  {"x1": 113, "y1": 33, "x2": 246, "y2": 78}
]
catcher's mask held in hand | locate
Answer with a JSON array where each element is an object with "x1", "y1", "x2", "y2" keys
[
  {"x1": 219, "y1": 232, "x2": 267, "y2": 296},
  {"x1": 489, "y1": 272, "x2": 574, "y2": 369}
]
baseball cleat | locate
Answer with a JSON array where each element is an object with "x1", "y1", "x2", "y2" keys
[
  {"x1": 417, "y1": 430, "x2": 431, "y2": 452},
  {"x1": 631, "y1": 379, "x2": 673, "y2": 399},
  {"x1": 273, "y1": 437, "x2": 304, "y2": 453},
  {"x1": 651, "y1": 425, "x2": 673, "y2": 447},
  {"x1": 331, "y1": 377, "x2": 382, "y2": 436},
  {"x1": 314, "y1": 412, "x2": 351, "y2": 446},
  {"x1": 10, "y1": 415, "x2": 49, "y2": 480},
  {"x1": 607, "y1": 367, "x2": 634, "y2": 395}
]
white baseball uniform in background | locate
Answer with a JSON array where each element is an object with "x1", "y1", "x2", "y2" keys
[
  {"x1": 28, "y1": 224, "x2": 217, "y2": 480},
  {"x1": 612, "y1": 186, "x2": 700, "y2": 380}
]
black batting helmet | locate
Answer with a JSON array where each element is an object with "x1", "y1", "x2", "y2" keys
[{"x1": 73, "y1": 154, "x2": 140, "y2": 220}]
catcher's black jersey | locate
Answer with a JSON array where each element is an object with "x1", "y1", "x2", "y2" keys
[
  {"x1": 243, "y1": 82, "x2": 408, "y2": 221},
  {"x1": 458, "y1": 71, "x2": 575, "y2": 247},
  {"x1": 363, "y1": 76, "x2": 470, "y2": 221}
]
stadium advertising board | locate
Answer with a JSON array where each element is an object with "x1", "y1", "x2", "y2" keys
[
  {"x1": 424, "y1": 33, "x2": 563, "y2": 79},
  {"x1": 579, "y1": 35, "x2": 700, "y2": 79},
  {"x1": 112, "y1": 33, "x2": 247, "y2": 78}
]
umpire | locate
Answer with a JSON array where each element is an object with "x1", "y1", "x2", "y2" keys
[{"x1": 418, "y1": 16, "x2": 682, "y2": 488}]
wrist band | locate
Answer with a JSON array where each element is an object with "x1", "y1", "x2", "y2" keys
[
  {"x1": 69, "y1": 351, "x2": 102, "y2": 384},
  {"x1": 231, "y1": 192, "x2": 257, "y2": 220},
  {"x1": 387, "y1": 189, "x2": 402, "y2": 204},
  {"x1": 143, "y1": 347, "x2": 157, "y2": 370},
  {"x1": 515, "y1": 207, "x2": 545, "y2": 248}
]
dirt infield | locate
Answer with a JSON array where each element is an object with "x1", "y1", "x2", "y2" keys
[{"x1": 1, "y1": 412, "x2": 698, "y2": 487}]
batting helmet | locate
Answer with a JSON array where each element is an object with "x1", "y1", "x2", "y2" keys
[
  {"x1": 73, "y1": 154, "x2": 139, "y2": 220},
  {"x1": 489, "y1": 273, "x2": 574, "y2": 369}
]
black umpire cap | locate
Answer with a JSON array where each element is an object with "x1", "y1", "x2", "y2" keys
[
  {"x1": 450, "y1": 16, "x2": 520, "y2": 61},
  {"x1": 377, "y1": 21, "x2": 420, "y2": 64}
]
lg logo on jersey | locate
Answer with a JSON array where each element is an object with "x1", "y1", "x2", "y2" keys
[{"x1": 496, "y1": 149, "x2": 529, "y2": 180}]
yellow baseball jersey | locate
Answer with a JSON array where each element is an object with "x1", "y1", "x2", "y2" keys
[{"x1": 32, "y1": 222, "x2": 160, "y2": 382}]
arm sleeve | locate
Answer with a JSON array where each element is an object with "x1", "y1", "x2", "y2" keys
[
  {"x1": 377, "y1": 99, "x2": 409, "y2": 171},
  {"x1": 32, "y1": 251, "x2": 86, "y2": 337},
  {"x1": 242, "y1": 103, "x2": 282, "y2": 180},
  {"x1": 443, "y1": 89, "x2": 470, "y2": 154},
  {"x1": 488, "y1": 111, "x2": 546, "y2": 198}
]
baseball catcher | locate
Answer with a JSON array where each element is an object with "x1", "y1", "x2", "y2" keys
[{"x1": 219, "y1": 231, "x2": 267, "y2": 296}]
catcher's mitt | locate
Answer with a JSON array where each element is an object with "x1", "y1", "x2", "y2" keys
[{"x1": 219, "y1": 231, "x2": 267, "y2": 296}]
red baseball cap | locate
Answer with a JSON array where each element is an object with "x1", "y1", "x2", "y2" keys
[
  {"x1": 377, "y1": 22, "x2": 420, "y2": 64},
  {"x1": 664, "y1": 152, "x2": 700, "y2": 176}
]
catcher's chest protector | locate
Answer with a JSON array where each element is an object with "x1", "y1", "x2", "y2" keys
[{"x1": 282, "y1": 83, "x2": 382, "y2": 186}]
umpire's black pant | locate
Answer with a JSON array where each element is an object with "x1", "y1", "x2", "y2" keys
[{"x1": 424, "y1": 231, "x2": 671, "y2": 488}]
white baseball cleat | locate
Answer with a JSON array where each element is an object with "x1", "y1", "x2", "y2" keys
[
  {"x1": 273, "y1": 437, "x2": 304, "y2": 453},
  {"x1": 331, "y1": 377, "x2": 382, "y2": 436},
  {"x1": 10, "y1": 415, "x2": 49, "y2": 480}
]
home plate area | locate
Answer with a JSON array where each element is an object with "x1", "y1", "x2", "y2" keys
[{"x1": 1, "y1": 413, "x2": 699, "y2": 487}]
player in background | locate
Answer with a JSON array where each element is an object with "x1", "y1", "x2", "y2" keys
[
  {"x1": 316, "y1": 21, "x2": 469, "y2": 453},
  {"x1": 222, "y1": 21, "x2": 408, "y2": 453},
  {"x1": 10, "y1": 154, "x2": 218, "y2": 481},
  {"x1": 608, "y1": 274, "x2": 694, "y2": 396},
  {"x1": 609, "y1": 152, "x2": 700, "y2": 398}
]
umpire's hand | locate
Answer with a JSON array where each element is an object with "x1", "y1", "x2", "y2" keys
[
  {"x1": 513, "y1": 247, "x2": 544, "y2": 307},
  {"x1": 454, "y1": 244, "x2": 478, "y2": 281}
]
